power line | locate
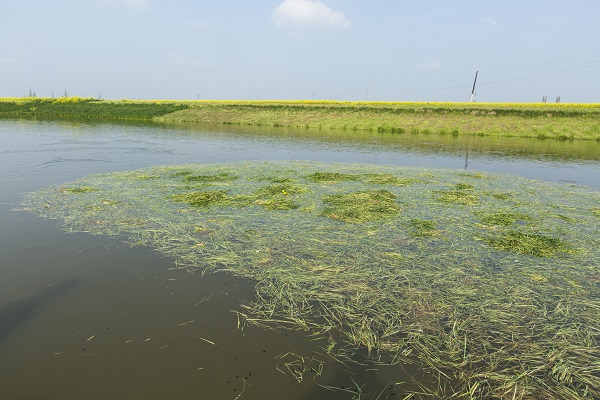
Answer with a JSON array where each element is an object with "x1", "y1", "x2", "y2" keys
[
  {"x1": 366, "y1": 49, "x2": 600, "y2": 93},
  {"x1": 316, "y1": 32, "x2": 600, "y2": 99},
  {"x1": 480, "y1": 59, "x2": 600, "y2": 86},
  {"x1": 482, "y1": 49, "x2": 600, "y2": 78},
  {"x1": 451, "y1": 30, "x2": 600, "y2": 71}
]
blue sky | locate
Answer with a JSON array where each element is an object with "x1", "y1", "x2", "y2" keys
[{"x1": 1, "y1": 0, "x2": 599, "y2": 102}]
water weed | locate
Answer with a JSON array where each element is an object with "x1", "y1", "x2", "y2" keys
[
  {"x1": 322, "y1": 190, "x2": 400, "y2": 223},
  {"x1": 483, "y1": 230, "x2": 573, "y2": 257},
  {"x1": 171, "y1": 190, "x2": 230, "y2": 208},
  {"x1": 307, "y1": 172, "x2": 359, "y2": 182},
  {"x1": 409, "y1": 219, "x2": 438, "y2": 237},
  {"x1": 19, "y1": 161, "x2": 600, "y2": 399},
  {"x1": 61, "y1": 186, "x2": 98, "y2": 194}
]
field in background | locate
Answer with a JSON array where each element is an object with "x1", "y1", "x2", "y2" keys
[{"x1": 1, "y1": 97, "x2": 599, "y2": 140}]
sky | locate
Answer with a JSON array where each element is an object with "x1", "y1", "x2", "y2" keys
[{"x1": 1, "y1": 0, "x2": 599, "y2": 102}]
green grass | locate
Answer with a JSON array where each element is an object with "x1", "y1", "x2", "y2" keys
[
  {"x1": 172, "y1": 181, "x2": 308, "y2": 211},
  {"x1": 322, "y1": 190, "x2": 400, "y2": 223},
  {"x1": 61, "y1": 186, "x2": 98, "y2": 194},
  {"x1": 363, "y1": 173, "x2": 414, "y2": 185},
  {"x1": 409, "y1": 218, "x2": 438, "y2": 237},
  {"x1": 480, "y1": 211, "x2": 532, "y2": 225},
  {"x1": 307, "y1": 172, "x2": 360, "y2": 182},
  {"x1": 171, "y1": 190, "x2": 230, "y2": 208},
  {"x1": 483, "y1": 230, "x2": 573, "y2": 257},
  {"x1": 2, "y1": 98, "x2": 600, "y2": 140},
  {"x1": 0, "y1": 98, "x2": 187, "y2": 120},
  {"x1": 435, "y1": 183, "x2": 479, "y2": 205},
  {"x1": 19, "y1": 161, "x2": 600, "y2": 399},
  {"x1": 255, "y1": 183, "x2": 307, "y2": 196},
  {"x1": 183, "y1": 173, "x2": 238, "y2": 183}
]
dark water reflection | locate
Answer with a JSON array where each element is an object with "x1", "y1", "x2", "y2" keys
[{"x1": 0, "y1": 117, "x2": 599, "y2": 399}]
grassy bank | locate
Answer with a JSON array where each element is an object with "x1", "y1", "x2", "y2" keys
[
  {"x1": 0, "y1": 97, "x2": 188, "y2": 120},
  {"x1": 1, "y1": 97, "x2": 599, "y2": 140}
]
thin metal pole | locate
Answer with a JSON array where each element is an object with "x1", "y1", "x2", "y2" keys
[{"x1": 469, "y1": 71, "x2": 478, "y2": 102}]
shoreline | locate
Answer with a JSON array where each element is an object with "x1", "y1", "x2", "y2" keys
[{"x1": 1, "y1": 98, "x2": 599, "y2": 140}]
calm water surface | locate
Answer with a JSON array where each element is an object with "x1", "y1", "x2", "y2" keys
[{"x1": 1, "y1": 118, "x2": 599, "y2": 399}]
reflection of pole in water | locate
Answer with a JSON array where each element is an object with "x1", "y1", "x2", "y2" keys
[{"x1": 464, "y1": 136, "x2": 473, "y2": 169}]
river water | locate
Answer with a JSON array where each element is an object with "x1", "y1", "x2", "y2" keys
[{"x1": 1, "y1": 117, "x2": 599, "y2": 399}]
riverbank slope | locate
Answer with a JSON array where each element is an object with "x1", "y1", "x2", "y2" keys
[{"x1": 1, "y1": 98, "x2": 599, "y2": 140}]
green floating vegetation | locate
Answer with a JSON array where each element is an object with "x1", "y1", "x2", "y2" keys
[
  {"x1": 484, "y1": 230, "x2": 573, "y2": 257},
  {"x1": 409, "y1": 218, "x2": 438, "y2": 237},
  {"x1": 183, "y1": 172, "x2": 238, "y2": 183},
  {"x1": 171, "y1": 190, "x2": 230, "y2": 208},
  {"x1": 255, "y1": 183, "x2": 307, "y2": 196},
  {"x1": 480, "y1": 211, "x2": 532, "y2": 226},
  {"x1": 363, "y1": 173, "x2": 414, "y2": 186},
  {"x1": 19, "y1": 161, "x2": 600, "y2": 399},
  {"x1": 135, "y1": 174, "x2": 159, "y2": 181},
  {"x1": 491, "y1": 192, "x2": 513, "y2": 200},
  {"x1": 435, "y1": 182, "x2": 479, "y2": 205},
  {"x1": 458, "y1": 172, "x2": 488, "y2": 179},
  {"x1": 307, "y1": 172, "x2": 359, "y2": 182},
  {"x1": 322, "y1": 190, "x2": 400, "y2": 223},
  {"x1": 61, "y1": 186, "x2": 98, "y2": 194},
  {"x1": 171, "y1": 181, "x2": 309, "y2": 211}
]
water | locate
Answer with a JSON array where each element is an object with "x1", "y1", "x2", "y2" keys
[{"x1": 1, "y1": 117, "x2": 599, "y2": 399}]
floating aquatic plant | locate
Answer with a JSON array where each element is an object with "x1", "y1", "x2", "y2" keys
[
  {"x1": 322, "y1": 190, "x2": 400, "y2": 223},
  {"x1": 483, "y1": 230, "x2": 574, "y2": 257},
  {"x1": 60, "y1": 186, "x2": 98, "y2": 194},
  {"x1": 307, "y1": 172, "x2": 359, "y2": 182},
  {"x1": 19, "y1": 161, "x2": 600, "y2": 399},
  {"x1": 171, "y1": 190, "x2": 230, "y2": 208}
]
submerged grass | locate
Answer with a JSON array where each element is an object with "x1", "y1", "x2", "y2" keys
[
  {"x1": 307, "y1": 172, "x2": 359, "y2": 182},
  {"x1": 480, "y1": 211, "x2": 533, "y2": 225},
  {"x1": 19, "y1": 161, "x2": 600, "y2": 399},
  {"x1": 61, "y1": 186, "x2": 98, "y2": 194},
  {"x1": 322, "y1": 190, "x2": 400, "y2": 223},
  {"x1": 484, "y1": 230, "x2": 573, "y2": 257},
  {"x1": 363, "y1": 173, "x2": 414, "y2": 186},
  {"x1": 183, "y1": 173, "x2": 238, "y2": 183},
  {"x1": 435, "y1": 183, "x2": 479, "y2": 205},
  {"x1": 409, "y1": 219, "x2": 438, "y2": 237},
  {"x1": 171, "y1": 190, "x2": 230, "y2": 208}
]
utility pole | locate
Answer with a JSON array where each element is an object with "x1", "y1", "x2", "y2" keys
[
  {"x1": 366, "y1": 76, "x2": 373, "y2": 101},
  {"x1": 469, "y1": 71, "x2": 478, "y2": 102}
]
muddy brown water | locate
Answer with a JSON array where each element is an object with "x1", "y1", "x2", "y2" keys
[{"x1": 1, "y1": 117, "x2": 599, "y2": 399}]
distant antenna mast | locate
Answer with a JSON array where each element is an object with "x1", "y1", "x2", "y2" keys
[{"x1": 469, "y1": 71, "x2": 478, "y2": 102}]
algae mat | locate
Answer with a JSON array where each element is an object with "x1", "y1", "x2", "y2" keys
[{"x1": 20, "y1": 161, "x2": 600, "y2": 399}]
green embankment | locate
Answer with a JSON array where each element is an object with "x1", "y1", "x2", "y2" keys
[
  {"x1": 0, "y1": 97, "x2": 188, "y2": 120},
  {"x1": 1, "y1": 97, "x2": 599, "y2": 140}
]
